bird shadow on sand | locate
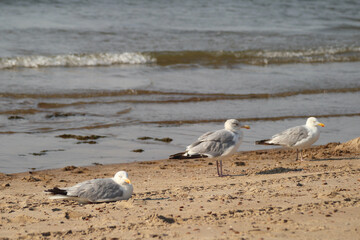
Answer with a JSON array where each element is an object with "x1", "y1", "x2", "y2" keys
[
  {"x1": 256, "y1": 167, "x2": 303, "y2": 175},
  {"x1": 309, "y1": 157, "x2": 360, "y2": 162},
  {"x1": 134, "y1": 197, "x2": 170, "y2": 201},
  {"x1": 218, "y1": 173, "x2": 247, "y2": 178}
]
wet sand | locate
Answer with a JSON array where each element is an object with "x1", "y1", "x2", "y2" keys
[{"x1": 0, "y1": 138, "x2": 359, "y2": 239}]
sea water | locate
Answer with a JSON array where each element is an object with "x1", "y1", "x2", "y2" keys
[{"x1": 0, "y1": 0, "x2": 359, "y2": 173}]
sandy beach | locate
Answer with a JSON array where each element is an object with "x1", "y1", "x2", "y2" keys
[
  {"x1": 1, "y1": 1, "x2": 359, "y2": 239},
  {"x1": 0, "y1": 138, "x2": 359, "y2": 239}
]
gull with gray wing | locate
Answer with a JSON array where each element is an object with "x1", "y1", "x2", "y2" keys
[
  {"x1": 45, "y1": 171, "x2": 133, "y2": 203},
  {"x1": 256, "y1": 117, "x2": 325, "y2": 161},
  {"x1": 170, "y1": 119, "x2": 250, "y2": 177}
]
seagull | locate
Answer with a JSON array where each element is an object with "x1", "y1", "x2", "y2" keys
[
  {"x1": 169, "y1": 119, "x2": 250, "y2": 177},
  {"x1": 45, "y1": 171, "x2": 133, "y2": 203},
  {"x1": 255, "y1": 117, "x2": 325, "y2": 161}
]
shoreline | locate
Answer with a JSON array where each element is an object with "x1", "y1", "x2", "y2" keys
[{"x1": 1, "y1": 139, "x2": 359, "y2": 239}]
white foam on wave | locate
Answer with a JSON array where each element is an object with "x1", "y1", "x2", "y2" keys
[
  {"x1": 0, "y1": 52, "x2": 156, "y2": 69},
  {"x1": 257, "y1": 46, "x2": 360, "y2": 58},
  {"x1": 253, "y1": 46, "x2": 360, "y2": 65}
]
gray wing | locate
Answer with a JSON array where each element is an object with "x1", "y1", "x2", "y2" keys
[
  {"x1": 271, "y1": 126, "x2": 309, "y2": 147},
  {"x1": 197, "y1": 130, "x2": 216, "y2": 142},
  {"x1": 187, "y1": 130, "x2": 236, "y2": 157},
  {"x1": 67, "y1": 179, "x2": 123, "y2": 202}
]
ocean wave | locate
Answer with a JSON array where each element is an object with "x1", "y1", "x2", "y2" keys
[
  {"x1": 2, "y1": 87, "x2": 359, "y2": 101},
  {"x1": 1, "y1": 46, "x2": 359, "y2": 69},
  {"x1": 0, "y1": 52, "x2": 155, "y2": 69},
  {"x1": 151, "y1": 46, "x2": 360, "y2": 66},
  {"x1": 141, "y1": 112, "x2": 360, "y2": 126}
]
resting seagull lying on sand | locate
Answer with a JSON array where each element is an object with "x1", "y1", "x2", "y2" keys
[
  {"x1": 169, "y1": 119, "x2": 250, "y2": 177},
  {"x1": 256, "y1": 117, "x2": 325, "y2": 161},
  {"x1": 45, "y1": 171, "x2": 133, "y2": 203}
]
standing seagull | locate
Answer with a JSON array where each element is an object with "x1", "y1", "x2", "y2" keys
[
  {"x1": 45, "y1": 171, "x2": 133, "y2": 203},
  {"x1": 169, "y1": 119, "x2": 250, "y2": 177},
  {"x1": 255, "y1": 117, "x2": 325, "y2": 161}
]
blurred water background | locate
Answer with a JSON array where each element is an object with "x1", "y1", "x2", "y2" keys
[{"x1": 0, "y1": 0, "x2": 359, "y2": 173}]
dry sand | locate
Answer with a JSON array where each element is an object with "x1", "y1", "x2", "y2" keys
[{"x1": 1, "y1": 138, "x2": 359, "y2": 240}]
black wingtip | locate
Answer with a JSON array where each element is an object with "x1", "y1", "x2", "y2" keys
[
  {"x1": 45, "y1": 187, "x2": 67, "y2": 195},
  {"x1": 169, "y1": 152, "x2": 208, "y2": 159},
  {"x1": 255, "y1": 139, "x2": 273, "y2": 145},
  {"x1": 169, "y1": 152, "x2": 187, "y2": 159}
]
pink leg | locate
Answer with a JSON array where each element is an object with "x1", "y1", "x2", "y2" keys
[
  {"x1": 296, "y1": 149, "x2": 299, "y2": 160},
  {"x1": 219, "y1": 160, "x2": 223, "y2": 177},
  {"x1": 219, "y1": 160, "x2": 229, "y2": 177},
  {"x1": 300, "y1": 150, "x2": 304, "y2": 161},
  {"x1": 216, "y1": 160, "x2": 221, "y2": 176}
]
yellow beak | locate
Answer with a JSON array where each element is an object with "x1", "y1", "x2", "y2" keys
[
  {"x1": 124, "y1": 178, "x2": 131, "y2": 184},
  {"x1": 317, "y1": 123, "x2": 325, "y2": 127},
  {"x1": 241, "y1": 125, "x2": 250, "y2": 129}
]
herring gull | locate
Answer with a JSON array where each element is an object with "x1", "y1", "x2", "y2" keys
[
  {"x1": 169, "y1": 119, "x2": 250, "y2": 177},
  {"x1": 45, "y1": 171, "x2": 133, "y2": 203},
  {"x1": 256, "y1": 117, "x2": 325, "y2": 161}
]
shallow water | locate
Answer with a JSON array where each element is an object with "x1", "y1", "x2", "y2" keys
[{"x1": 0, "y1": 0, "x2": 359, "y2": 173}]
